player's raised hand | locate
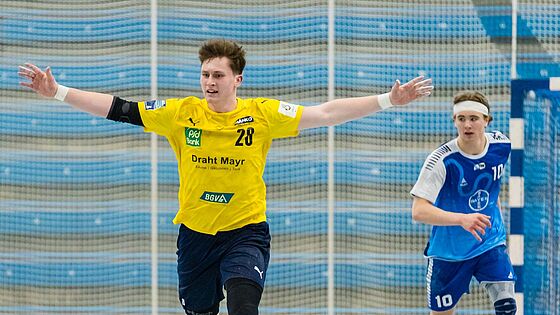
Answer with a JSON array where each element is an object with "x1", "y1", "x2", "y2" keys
[
  {"x1": 19, "y1": 63, "x2": 58, "y2": 98},
  {"x1": 389, "y1": 76, "x2": 433, "y2": 106},
  {"x1": 460, "y1": 213, "x2": 492, "y2": 242}
]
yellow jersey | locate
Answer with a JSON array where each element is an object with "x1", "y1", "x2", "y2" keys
[{"x1": 138, "y1": 97, "x2": 303, "y2": 235}]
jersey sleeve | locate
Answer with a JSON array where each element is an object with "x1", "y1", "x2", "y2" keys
[
  {"x1": 489, "y1": 130, "x2": 510, "y2": 143},
  {"x1": 410, "y1": 151, "x2": 446, "y2": 204},
  {"x1": 258, "y1": 98, "x2": 303, "y2": 139},
  {"x1": 138, "y1": 99, "x2": 180, "y2": 137},
  {"x1": 490, "y1": 130, "x2": 512, "y2": 151}
]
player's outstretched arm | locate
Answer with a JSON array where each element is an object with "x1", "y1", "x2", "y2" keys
[
  {"x1": 412, "y1": 197, "x2": 492, "y2": 242},
  {"x1": 19, "y1": 63, "x2": 113, "y2": 117},
  {"x1": 298, "y1": 75, "x2": 433, "y2": 130}
]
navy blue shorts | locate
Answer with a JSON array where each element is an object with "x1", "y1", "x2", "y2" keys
[
  {"x1": 426, "y1": 245, "x2": 516, "y2": 312},
  {"x1": 176, "y1": 222, "x2": 270, "y2": 313}
]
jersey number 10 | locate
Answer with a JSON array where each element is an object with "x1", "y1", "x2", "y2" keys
[
  {"x1": 435, "y1": 294, "x2": 453, "y2": 308},
  {"x1": 492, "y1": 163, "x2": 504, "y2": 181}
]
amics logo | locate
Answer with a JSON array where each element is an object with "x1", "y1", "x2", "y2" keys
[{"x1": 200, "y1": 192, "x2": 234, "y2": 204}]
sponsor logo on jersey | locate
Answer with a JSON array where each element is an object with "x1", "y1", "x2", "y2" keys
[
  {"x1": 460, "y1": 178, "x2": 469, "y2": 187},
  {"x1": 191, "y1": 154, "x2": 245, "y2": 167},
  {"x1": 185, "y1": 128, "x2": 202, "y2": 147},
  {"x1": 473, "y1": 162, "x2": 486, "y2": 171},
  {"x1": 278, "y1": 101, "x2": 298, "y2": 118},
  {"x1": 491, "y1": 131, "x2": 508, "y2": 141},
  {"x1": 144, "y1": 100, "x2": 166, "y2": 110},
  {"x1": 468, "y1": 189, "x2": 489, "y2": 211},
  {"x1": 188, "y1": 117, "x2": 199, "y2": 126},
  {"x1": 200, "y1": 191, "x2": 234, "y2": 204},
  {"x1": 235, "y1": 116, "x2": 254, "y2": 125}
]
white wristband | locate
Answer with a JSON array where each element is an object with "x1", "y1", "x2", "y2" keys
[
  {"x1": 378, "y1": 92, "x2": 393, "y2": 109},
  {"x1": 54, "y1": 84, "x2": 69, "y2": 102}
]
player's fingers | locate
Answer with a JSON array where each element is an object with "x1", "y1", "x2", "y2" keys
[
  {"x1": 478, "y1": 215, "x2": 492, "y2": 227},
  {"x1": 413, "y1": 91, "x2": 432, "y2": 99},
  {"x1": 413, "y1": 78, "x2": 432, "y2": 88},
  {"x1": 19, "y1": 71, "x2": 37, "y2": 82},
  {"x1": 474, "y1": 219, "x2": 489, "y2": 230},
  {"x1": 19, "y1": 65, "x2": 34, "y2": 76},
  {"x1": 471, "y1": 230, "x2": 482, "y2": 242},
  {"x1": 20, "y1": 82, "x2": 33, "y2": 88},
  {"x1": 419, "y1": 91, "x2": 432, "y2": 97},
  {"x1": 409, "y1": 76, "x2": 427, "y2": 87},
  {"x1": 472, "y1": 221, "x2": 485, "y2": 231},
  {"x1": 416, "y1": 85, "x2": 434, "y2": 93},
  {"x1": 475, "y1": 225, "x2": 486, "y2": 235},
  {"x1": 414, "y1": 93, "x2": 431, "y2": 99},
  {"x1": 399, "y1": 77, "x2": 420, "y2": 89},
  {"x1": 25, "y1": 63, "x2": 42, "y2": 74},
  {"x1": 18, "y1": 71, "x2": 33, "y2": 79},
  {"x1": 412, "y1": 85, "x2": 433, "y2": 99},
  {"x1": 45, "y1": 66, "x2": 53, "y2": 79}
]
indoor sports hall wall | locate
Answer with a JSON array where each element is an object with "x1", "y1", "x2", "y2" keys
[{"x1": 1, "y1": 1, "x2": 558, "y2": 314}]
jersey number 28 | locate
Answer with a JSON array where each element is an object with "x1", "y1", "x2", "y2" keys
[{"x1": 235, "y1": 127, "x2": 254, "y2": 146}]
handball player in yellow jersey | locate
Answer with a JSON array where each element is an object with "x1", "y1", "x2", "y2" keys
[{"x1": 20, "y1": 39, "x2": 433, "y2": 315}]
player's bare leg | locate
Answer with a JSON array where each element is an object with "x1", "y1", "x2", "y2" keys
[{"x1": 431, "y1": 308, "x2": 455, "y2": 315}]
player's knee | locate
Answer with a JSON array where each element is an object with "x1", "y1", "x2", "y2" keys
[
  {"x1": 494, "y1": 298, "x2": 516, "y2": 315},
  {"x1": 484, "y1": 281, "x2": 516, "y2": 315}
]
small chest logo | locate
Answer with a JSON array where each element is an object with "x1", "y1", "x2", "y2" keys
[
  {"x1": 235, "y1": 116, "x2": 254, "y2": 125},
  {"x1": 188, "y1": 117, "x2": 199, "y2": 126},
  {"x1": 185, "y1": 128, "x2": 202, "y2": 147},
  {"x1": 200, "y1": 192, "x2": 234, "y2": 204},
  {"x1": 473, "y1": 162, "x2": 486, "y2": 171}
]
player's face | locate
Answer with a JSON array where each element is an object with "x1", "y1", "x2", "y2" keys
[
  {"x1": 200, "y1": 57, "x2": 242, "y2": 103},
  {"x1": 453, "y1": 111, "x2": 489, "y2": 141}
]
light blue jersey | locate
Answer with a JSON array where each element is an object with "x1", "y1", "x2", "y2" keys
[{"x1": 411, "y1": 131, "x2": 511, "y2": 261}]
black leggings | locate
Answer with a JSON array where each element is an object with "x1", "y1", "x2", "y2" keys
[{"x1": 225, "y1": 278, "x2": 263, "y2": 315}]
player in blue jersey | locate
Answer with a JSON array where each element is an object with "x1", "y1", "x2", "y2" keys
[{"x1": 410, "y1": 91, "x2": 517, "y2": 315}]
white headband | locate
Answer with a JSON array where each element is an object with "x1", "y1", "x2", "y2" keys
[{"x1": 453, "y1": 101, "x2": 489, "y2": 116}]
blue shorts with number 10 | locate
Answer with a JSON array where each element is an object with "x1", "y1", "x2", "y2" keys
[{"x1": 426, "y1": 245, "x2": 516, "y2": 312}]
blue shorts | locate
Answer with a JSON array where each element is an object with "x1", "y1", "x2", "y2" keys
[
  {"x1": 426, "y1": 245, "x2": 516, "y2": 312},
  {"x1": 176, "y1": 222, "x2": 270, "y2": 313}
]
